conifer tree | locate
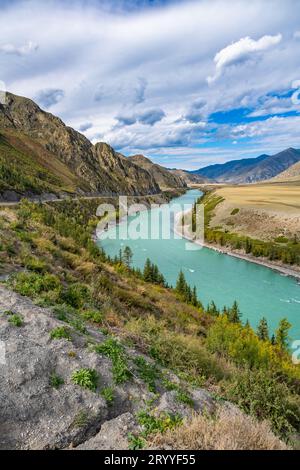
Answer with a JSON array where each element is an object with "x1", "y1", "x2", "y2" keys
[
  {"x1": 257, "y1": 317, "x2": 269, "y2": 341},
  {"x1": 228, "y1": 300, "x2": 241, "y2": 323},
  {"x1": 143, "y1": 258, "x2": 153, "y2": 282},
  {"x1": 275, "y1": 318, "x2": 291, "y2": 351},
  {"x1": 123, "y1": 246, "x2": 133, "y2": 268},
  {"x1": 176, "y1": 270, "x2": 187, "y2": 296}
]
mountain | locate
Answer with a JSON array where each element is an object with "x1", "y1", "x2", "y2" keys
[
  {"x1": 271, "y1": 160, "x2": 300, "y2": 182},
  {"x1": 128, "y1": 154, "x2": 187, "y2": 190},
  {"x1": 169, "y1": 168, "x2": 211, "y2": 185},
  {"x1": 192, "y1": 148, "x2": 300, "y2": 183},
  {"x1": 0, "y1": 92, "x2": 160, "y2": 199}
]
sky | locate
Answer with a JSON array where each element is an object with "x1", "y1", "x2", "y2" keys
[{"x1": 1, "y1": 0, "x2": 300, "y2": 170}]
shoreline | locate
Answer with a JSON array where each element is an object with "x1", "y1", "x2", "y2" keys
[{"x1": 174, "y1": 211, "x2": 300, "y2": 282}]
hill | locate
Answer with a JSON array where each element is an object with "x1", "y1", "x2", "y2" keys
[
  {"x1": 271, "y1": 160, "x2": 300, "y2": 182},
  {"x1": 128, "y1": 154, "x2": 187, "y2": 190},
  {"x1": 192, "y1": 148, "x2": 300, "y2": 183},
  {"x1": 0, "y1": 93, "x2": 160, "y2": 200},
  {"x1": 169, "y1": 168, "x2": 210, "y2": 185}
]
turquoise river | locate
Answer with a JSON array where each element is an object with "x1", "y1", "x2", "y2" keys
[{"x1": 98, "y1": 189, "x2": 300, "y2": 343}]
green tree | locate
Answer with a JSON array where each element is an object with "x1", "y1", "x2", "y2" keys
[
  {"x1": 143, "y1": 258, "x2": 153, "y2": 282},
  {"x1": 123, "y1": 246, "x2": 133, "y2": 268},
  {"x1": 176, "y1": 270, "x2": 187, "y2": 296},
  {"x1": 228, "y1": 301, "x2": 242, "y2": 323},
  {"x1": 257, "y1": 317, "x2": 269, "y2": 341},
  {"x1": 275, "y1": 318, "x2": 291, "y2": 351}
]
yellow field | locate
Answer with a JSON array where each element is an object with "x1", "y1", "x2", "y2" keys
[
  {"x1": 215, "y1": 181, "x2": 300, "y2": 216},
  {"x1": 210, "y1": 181, "x2": 300, "y2": 241}
]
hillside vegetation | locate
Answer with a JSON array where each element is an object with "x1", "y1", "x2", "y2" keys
[{"x1": 0, "y1": 197, "x2": 300, "y2": 448}]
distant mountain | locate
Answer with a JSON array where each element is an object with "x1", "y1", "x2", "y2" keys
[
  {"x1": 0, "y1": 92, "x2": 160, "y2": 200},
  {"x1": 271, "y1": 160, "x2": 300, "y2": 182},
  {"x1": 191, "y1": 148, "x2": 300, "y2": 183},
  {"x1": 168, "y1": 168, "x2": 210, "y2": 185},
  {"x1": 128, "y1": 154, "x2": 187, "y2": 190}
]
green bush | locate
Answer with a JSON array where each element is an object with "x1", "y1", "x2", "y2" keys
[
  {"x1": 226, "y1": 369, "x2": 299, "y2": 436},
  {"x1": 137, "y1": 410, "x2": 182, "y2": 438},
  {"x1": 62, "y1": 283, "x2": 90, "y2": 309},
  {"x1": 71, "y1": 368, "x2": 98, "y2": 391},
  {"x1": 8, "y1": 314, "x2": 23, "y2": 327},
  {"x1": 50, "y1": 326, "x2": 71, "y2": 341},
  {"x1": 12, "y1": 272, "x2": 61, "y2": 298}
]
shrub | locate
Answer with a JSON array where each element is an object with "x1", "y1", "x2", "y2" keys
[
  {"x1": 230, "y1": 208, "x2": 240, "y2": 216},
  {"x1": 95, "y1": 338, "x2": 131, "y2": 384},
  {"x1": 50, "y1": 326, "x2": 71, "y2": 341},
  {"x1": 49, "y1": 373, "x2": 64, "y2": 389},
  {"x1": 81, "y1": 309, "x2": 103, "y2": 324},
  {"x1": 23, "y1": 256, "x2": 47, "y2": 273},
  {"x1": 12, "y1": 272, "x2": 61, "y2": 298},
  {"x1": 8, "y1": 314, "x2": 23, "y2": 327},
  {"x1": 137, "y1": 410, "x2": 182, "y2": 438},
  {"x1": 128, "y1": 433, "x2": 145, "y2": 450},
  {"x1": 226, "y1": 369, "x2": 299, "y2": 436},
  {"x1": 71, "y1": 368, "x2": 98, "y2": 391},
  {"x1": 100, "y1": 386, "x2": 114, "y2": 405},
  {"x1": 134, "y1": 356, "x2": 159, "y2": 393},
  {"x1": 62, "y1": 283, "x2": 90, "y2": 309}
]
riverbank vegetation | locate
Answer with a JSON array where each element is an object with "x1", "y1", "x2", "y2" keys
[
  {"x1": 1, "y1": 198, "x2": 300, "y2": 444},
  {"x1": 192, "y1": 191, "x2": 300, "y2": 266}
]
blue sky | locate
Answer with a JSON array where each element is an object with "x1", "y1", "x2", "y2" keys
[{"x1": 1, "y1": 0, "x2": 300, "y2": 169}]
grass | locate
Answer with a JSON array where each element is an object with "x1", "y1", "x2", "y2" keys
[
  {"x1": 95, "y1": 338, "x2": 131, "y2": 384},
  {"x1": 50, "y1": 326, "x2": 71, "y2": 341},
  {"x1": 128, "y1": 433, "x2": 145, "y2": 450},
  {"x1": 71, "y1": 368, "x2": 98, "y2": 391},
  {"x1": 100, "y1": 386, "x2": 114, "y2": 405},
  {"x1": 148, "y1": 407, "x2": 289, "y2": 450},
  {"x1": 71, "y1": 410, "x2": 89, "y2": 428},
  {"x1": 134, "y1": 356, "x2": 160, "y2": 393}
]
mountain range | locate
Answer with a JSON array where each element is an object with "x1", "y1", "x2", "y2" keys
[
  {"x1": 191, "y1": 148, "x2": 300, "y2": 183},
  {"x1": 0, "y1": 93, "x2": 187, "y2": 201}
]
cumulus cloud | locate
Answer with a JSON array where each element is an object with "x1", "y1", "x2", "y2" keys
[
  {"x1": 0, "y1": 40, "x2": 38, "y2": 56},
  {"x1": 35, "y1": 88, "x2": 65, "y2": 108},
  {"x1": 207, "y1": 34, "x2": 282, "y2": 83}
]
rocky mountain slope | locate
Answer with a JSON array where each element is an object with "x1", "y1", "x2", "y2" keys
[
  {"x1": 271, "y1": 160, "x2": 300, "y2": 182},
  {"x1": 169, "y1": 168, "x2": 210, "y2": 185},
  {"x1": 0, "y1": 93, "x2": 160, "y2": 199},
  {"x1": 128, "y1": 154, "x2": 187, "y2": 190},
  {"x1": 192, "y1": 148, "x2": 300, "y2": 183}
]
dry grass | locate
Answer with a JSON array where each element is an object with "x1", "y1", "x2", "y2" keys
[
  {"x1": 148, "y1": 407, "x2": 290, "y2": 450},
  {"x1": 210, "y1": 182, "x2": 300, "y2": 240},
  {"x1": 215, "y1": 182, "x2": 300, "y2": 215}
]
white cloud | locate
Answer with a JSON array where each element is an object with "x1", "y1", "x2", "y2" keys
[
  {"x1": 0, "y1": 40, "x2": 38, "y2": 56},
  {"x1": 1, "y1": 0, "x2": 300, "y2": 168},
  {"x1": 294, "y1": 31, "x2": 300, "y2": 39},
  {"x1": 207, "y1": 34, "x2": 282, "y2": 83}
]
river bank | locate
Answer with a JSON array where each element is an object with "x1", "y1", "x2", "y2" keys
[{"x1": 175, "y1": 210, "x2": 300, "y2": 282}]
